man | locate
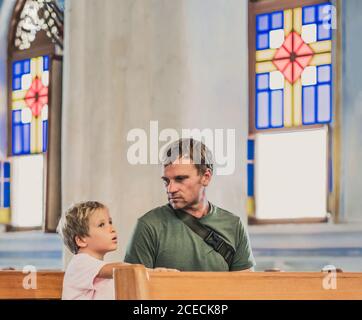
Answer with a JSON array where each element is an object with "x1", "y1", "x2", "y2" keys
[{"x1": 125, "y1": 138, "x2": 255, "y2": 271}]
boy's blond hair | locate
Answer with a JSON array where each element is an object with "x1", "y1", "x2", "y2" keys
[{"x1": 57, "y1": 201, "x2": 105, "y2": 254}]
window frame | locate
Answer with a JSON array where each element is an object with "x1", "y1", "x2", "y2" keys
[
  {"x1": 6, "y1": 0, "x2": 63, "y2": 232},
  {"x1": 247, "y1": 0, "x2": 342, "y2": 225}
]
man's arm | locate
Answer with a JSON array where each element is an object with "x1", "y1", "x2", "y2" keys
[
  {"x1": 229, "y1": 219, "x2": 256, "y2": 271},
  {"x1": 124, "y1": 220, "x2": 157, "y2": 268}
]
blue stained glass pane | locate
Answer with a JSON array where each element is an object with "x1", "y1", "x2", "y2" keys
[
  {"x1": 303, "y1": 86, "x2": 316, "y2": 124},
  {"x1": 13, "y1": 62, "x2": 22, "y2": 76},
  {"x1": 12, "y1": 125, "x2": 22, "y2": 155},
  {"x1": 256, "y1": 73, "x2": 269, "y2": 90},
  {"x1": 318, "y1": 65, "x2": 331, "y2": 83},
  {"x1": 303, "y1": 5, "x2": 316, "y2": 24},
  {"x1": 3, "y1": 162, "x2": 10, "y2": 179},
  {"x1": 4, "y1": 182, "x2": 10, "y2": 208},
  {"x1": 257, "y1": 14, "x2": 269, "y2": 32},
  {"x1": 318, "y1": 3, "x2": 332, "y2": 22},
  {"x1": 247, "y1": 139, "x2": 255, "y2": 161},
  {"x1": 0, "y1": 183, "x2": 2, "y2": 207},
  {"x1": 317, "y1": 84, "x2": 331, "y2": 123},
  {"x1": 271, "y1": 89, "x2": 283, "y2": 127},
  {"x1": 247, "y1": 164, "x2": 254, "y2": 197},
  {"x1": 318, "y1": 23, "x2": 332, "y2": 40},
  {"x1": 12, "y1": 77, "x2": 21, "y2": 90},
  {"x1": 23, "y1": 123, "x2": 31, "y2": 154},
  {"x1": 257, "y1": 33, "x2": 269, "y2": 50},
  {"x1": 23, "y1": 60, "x2": 31, "y2": 74},
  {"x1": 256, "y1": 91, "x2": 269, "y2": 129},
  {"x1": 43, "y1": 120, "x2": 48, "y2": 152},
  {"x1": 13, "y1": 110, "x2": 22, "y2": 124},
  {"x1": 271, "y1": 11, "x2": 283, "y2": 29},
  {"x1": 43, "y1": 55, "x2": 49, "y2": 71}
]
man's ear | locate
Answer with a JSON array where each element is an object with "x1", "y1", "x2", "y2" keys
[
  {"x1": 201, "y1": 169, "x2": 212, "y2": 186},
  {"x1": 75, "y1": 235, "x2": 88, "y2": 249}
]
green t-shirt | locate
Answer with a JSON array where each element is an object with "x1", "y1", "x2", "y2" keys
[{"x1": 124, "y1": 203, "x2": 256, "y2": 271}]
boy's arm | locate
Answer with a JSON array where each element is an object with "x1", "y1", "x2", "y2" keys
[
  {"x1": 98, "y1": 263, "x2": 179, "y2": 279},
  {"x1": 98, "y1": 262, "x2": 130, "y2": 279}
]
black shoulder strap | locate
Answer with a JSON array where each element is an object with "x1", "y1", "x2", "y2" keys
[{"x1": 172, "y1": 207, "x2": 235, "y2": 268}]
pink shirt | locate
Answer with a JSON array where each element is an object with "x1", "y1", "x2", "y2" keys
[{"x1": 62, "y1": 253, "x2": 115, "y2": 300}]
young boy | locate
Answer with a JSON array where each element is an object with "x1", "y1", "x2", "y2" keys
[{"x1": 58, "y1": 201, "x2": 176, "y2": 300}]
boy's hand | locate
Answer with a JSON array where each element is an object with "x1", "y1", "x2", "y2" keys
[{"x1": 147, "y1": 267, "x2": 180, "y2": 272}]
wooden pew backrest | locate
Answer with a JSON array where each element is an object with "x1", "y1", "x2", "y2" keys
[
  {"x1": 0, "y1": 270, "x2": 64, "y2": 299},
  {"x1": 114, "y1": 265, "x2": 362, "y2": 300}
]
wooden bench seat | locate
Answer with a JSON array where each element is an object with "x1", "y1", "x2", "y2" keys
[
  {"x1": 114, "y1": 265, "x2": 362, "y2": 300},
  {"x1": 2, "y1": 266, "x2": 362, "y2": 300},
  {"x1": 0, "y1": 270, "x2": 64, "y2": 299}
]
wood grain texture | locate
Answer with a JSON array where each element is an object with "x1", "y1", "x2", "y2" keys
[
  {"x1": 114, "y1": 265, "x2": 362, "y2": 300},
  {"x1": 0, "y1": 271, "x2": 63, "y2": 299}
]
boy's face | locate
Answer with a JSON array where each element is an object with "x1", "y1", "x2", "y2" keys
[{"x1": 80, "y1": 207, "x2": 118, "y2": 257}]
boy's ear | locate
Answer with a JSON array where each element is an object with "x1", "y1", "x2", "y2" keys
[{"x1": 75, "y1": 235, "x2": 88, "y2": 248}]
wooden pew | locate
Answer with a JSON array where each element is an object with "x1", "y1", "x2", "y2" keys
[
  {"x1": 0, "y1": 270, "x2": 64, "y2": 299},
  {"x1": 114, "y1": 265, "x2": 362, "y2": 300}
]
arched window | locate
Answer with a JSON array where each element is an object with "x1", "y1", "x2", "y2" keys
[
  {"x1": 247, "y1": 0, "x2": 340, "y2": 224},
  {"x1": 7, "y1": 0, "x2": 63, "y2": 231}
]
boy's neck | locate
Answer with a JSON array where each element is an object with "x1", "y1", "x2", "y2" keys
[{"x1": 78, "y1": 248, "x2": 105, "y2": 260}]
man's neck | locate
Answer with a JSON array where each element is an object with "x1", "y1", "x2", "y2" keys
[{"x1": 184, "y1": 198, "x2": 210, "y2": 219}]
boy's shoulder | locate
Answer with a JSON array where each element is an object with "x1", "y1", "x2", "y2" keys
[{"x1": 66, "y1": 253, "x2": 105, "y2": 273}]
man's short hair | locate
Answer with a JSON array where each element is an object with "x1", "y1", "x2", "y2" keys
[
  {"x1": 57, "y1": 201, "x2": 105, "y2": 254},
  {"x1": 161, "y1": 138, "x2": 214, "y2": 175}
]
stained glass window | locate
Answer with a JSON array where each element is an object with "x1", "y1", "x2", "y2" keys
[
  {"x1": 11, "y1": 55, "x2": 49, "y2": 155},
  {"x1": 255, "y1": 2, "x2": 333, "y2": 130}
]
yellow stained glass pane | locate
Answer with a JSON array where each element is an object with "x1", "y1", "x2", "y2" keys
[
  {"x1": 293, "y1": 7, "x2": 302, "y2": 34},
  {"x1": 12, "y1": 90, "x2": 27, "y2": 101},
  {"x1": 0, "y1": 208, "x2": 10, "y2": 224},
  {"x1": 284, "y1": 9, "x2": 293, "y2": 36},
  {"x1": 31, "y1": 58, "x2": 37, "y2": 79},
  {"x1": 256, "y1": 61, "x2": 277, "y2": 73},
  {"x1": 35, "y1": 116, "x2": 43, "y2": 153},
  {"x1": 309, "y1": 40, "x2": 332, "y2": 54},
  {"x1": 293, "y1": 79, "x2": 302, "y2": 126},
  {"x1": 247, "y1": 197, "x2": 255, "y2": 216},
  {"x1": 284, "y1": 80, "x2": 293, "y2": 127},
  {"x1": 12, "y1": 100, "x2": 27, "y2": 110},
  {"x1": 36, "y1": 56, "x2": 44, "y2": 77},
  {"x1": 309, "y1": 52, "x2": 332, "y2": 66},
  {"x1": 256, "y1": 49, "x2": 276, "y2": 62},
  {"x1": 31, "y1": 117, "x2": 37, "y2": 153}
]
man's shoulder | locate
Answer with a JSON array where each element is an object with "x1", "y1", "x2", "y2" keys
[
  {"x1": 138, "y1": 204, "x2": 173, "y2": 225},
  {"x1": 212, "y1": 204, "x2": 243, "y2": 223}
]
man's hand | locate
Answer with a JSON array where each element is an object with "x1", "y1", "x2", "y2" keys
[{"x1": 236, "y1": 267, "x2": 254, "y2": 272}]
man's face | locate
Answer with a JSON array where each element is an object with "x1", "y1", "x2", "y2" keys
[{"x1": 161, "y1": 158, "x2": 212, "y2": 210}]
